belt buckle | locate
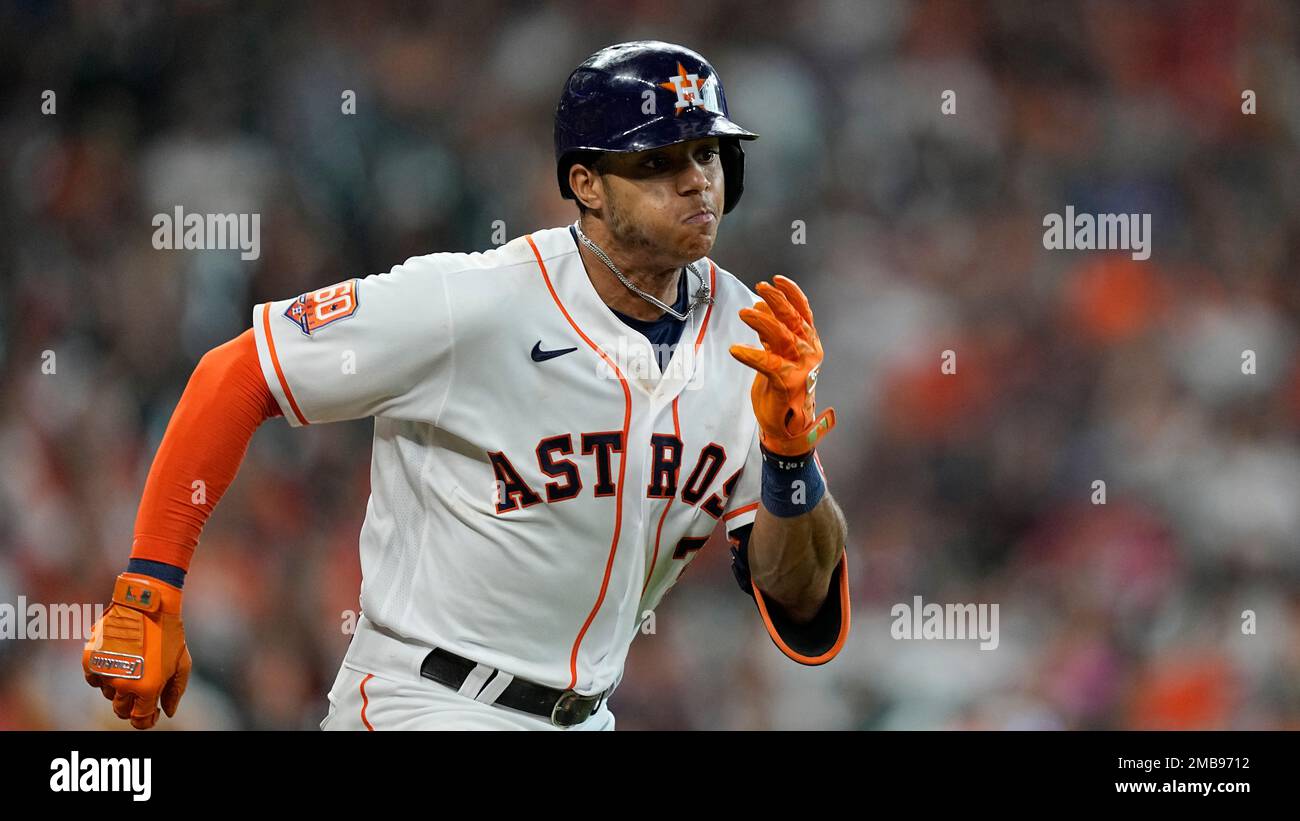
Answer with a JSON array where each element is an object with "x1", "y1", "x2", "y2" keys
[{"x1": 551, "y1": 690, "x2": 602, "y2": 728}]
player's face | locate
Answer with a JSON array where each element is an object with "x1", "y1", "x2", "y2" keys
[{"x1": 597, "y1": 137, "x2": 725, "y2": 265}]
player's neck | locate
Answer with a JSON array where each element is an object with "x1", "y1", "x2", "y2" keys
[{"x1": 575, "y1": 221, "x2": 681, "y2": 321}]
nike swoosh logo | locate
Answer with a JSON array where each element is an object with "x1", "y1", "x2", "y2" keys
[{"x1": 531, "y1": 341, "x2": 578, "y2": 362}]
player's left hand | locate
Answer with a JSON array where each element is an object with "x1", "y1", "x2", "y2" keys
[{"x1": 729, "y1": 274, "x2": 836, "y2": 457}]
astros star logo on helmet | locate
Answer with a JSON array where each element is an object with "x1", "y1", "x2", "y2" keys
[{"x1": 660, "y1": 62, "x2": 722, "y2": 115}]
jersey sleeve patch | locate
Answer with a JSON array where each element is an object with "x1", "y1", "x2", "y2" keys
[{"x1": 283, "y1": 279, "x2": 360, "y2": 336}]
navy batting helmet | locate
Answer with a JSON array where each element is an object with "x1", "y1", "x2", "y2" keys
[{"x1": 554, "y1": 40, "x2": 759, "y2": 214}]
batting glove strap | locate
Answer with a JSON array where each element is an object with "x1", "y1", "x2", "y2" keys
[{"x1": 111, "y1": 572, "x2": 183, "y2": 615}]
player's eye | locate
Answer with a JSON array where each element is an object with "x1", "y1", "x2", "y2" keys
[
  {"x1": 696, "y1": 148, "x2": 719, "y2": 163},
  {"x1": 642, "y1": 156, "x2": 668, "y2": 170}
]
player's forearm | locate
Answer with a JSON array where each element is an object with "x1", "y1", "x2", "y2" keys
[
  {"x1": 748, "y1": 490, "x2": 846, "y2": 624},
  {"x1": 129, "y1": 328, "x2": 282, "y2": 572}
]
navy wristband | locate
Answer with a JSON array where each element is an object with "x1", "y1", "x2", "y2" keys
[
  {"x1": 125, "y1": 558, "x2": 187, "y2": 589},
  {"x1": 759, "y1": 445, "x2": 826, "y2": 518}
]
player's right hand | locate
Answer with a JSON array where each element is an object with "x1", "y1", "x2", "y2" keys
[
  {"x1": 83, "y1": 572, "x2": 192, "y2": 729},
  {"x1": 729, "y1": 275, "x2": 837, "y2": 457}
]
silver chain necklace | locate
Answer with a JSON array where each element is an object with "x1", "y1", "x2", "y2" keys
[{"x1": 572, "y1": 220, "x2": 712, "y2": 322}]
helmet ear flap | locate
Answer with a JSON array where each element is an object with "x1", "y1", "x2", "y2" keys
[{"x1": 720, "y1": 138, "x2": 746, "y2": 214}]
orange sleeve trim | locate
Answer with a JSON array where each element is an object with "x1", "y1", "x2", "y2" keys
[
  {"x1": 261, "y1": 302, "x2": 309, "y2": 426},
  {"x1": 360, "y1": 673, "x2": 375, "y2": 731},
  {"x1": 528, "y1": 234, "x2": 633, "y2": 691},
  {"x1": 724, "y1": 501, "x2": 759, "y2": 521},
  {"x1": 751, "y1": 550, "x2": 851, "y2": 665}
]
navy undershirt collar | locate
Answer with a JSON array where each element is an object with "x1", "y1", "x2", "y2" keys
[{"x1": 607, "y1": 270, "x2": 689, "y2": 330}]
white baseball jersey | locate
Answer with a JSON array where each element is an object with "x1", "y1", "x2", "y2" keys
[{"x1": 251, "y1": 224, "x2": 849, "y2": 703}]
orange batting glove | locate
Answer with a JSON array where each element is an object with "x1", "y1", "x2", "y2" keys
[
  {"x1": 83, "y1": 572, "x2": 192, "y2": 730},
  {"x1": 729, "y1": 274, "x2": 836, "y2": 457}
]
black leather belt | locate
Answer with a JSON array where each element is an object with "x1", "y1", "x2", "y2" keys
[{"x1": 419, "y1": 647, "x2": 610, "y2": 728}]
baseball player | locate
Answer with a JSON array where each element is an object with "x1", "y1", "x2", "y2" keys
[{"x1": 82, "y1": 40, "x2": 850, "y2": 730}]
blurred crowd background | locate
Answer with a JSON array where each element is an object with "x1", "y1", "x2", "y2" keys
[{"x1": 2, "y1": 0, "x2": 1299, "y2": 730}]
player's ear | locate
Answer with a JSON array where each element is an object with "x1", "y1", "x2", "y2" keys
[{"x1": 568, "y1": 162, "x2": 605, "y2": 212}]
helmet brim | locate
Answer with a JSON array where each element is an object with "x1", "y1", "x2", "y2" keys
[
  {"x1": 557, "y1": 115, "x2": 758, "y2": 202},
  {"x1": 562, "y1": 112, "x2": 757, "y2": 156}
]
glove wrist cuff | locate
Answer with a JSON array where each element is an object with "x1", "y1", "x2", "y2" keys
[
  {"x1": 757, "y1": 406, "x2": 836, "y2": 458},
  {"x1": 113, "y1": 573, "x2": 183, "y2": 616}
]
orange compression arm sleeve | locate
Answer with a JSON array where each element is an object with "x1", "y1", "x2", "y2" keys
[{"x1": 128, "y1": 328, "x2": 283, "y2": 572}]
